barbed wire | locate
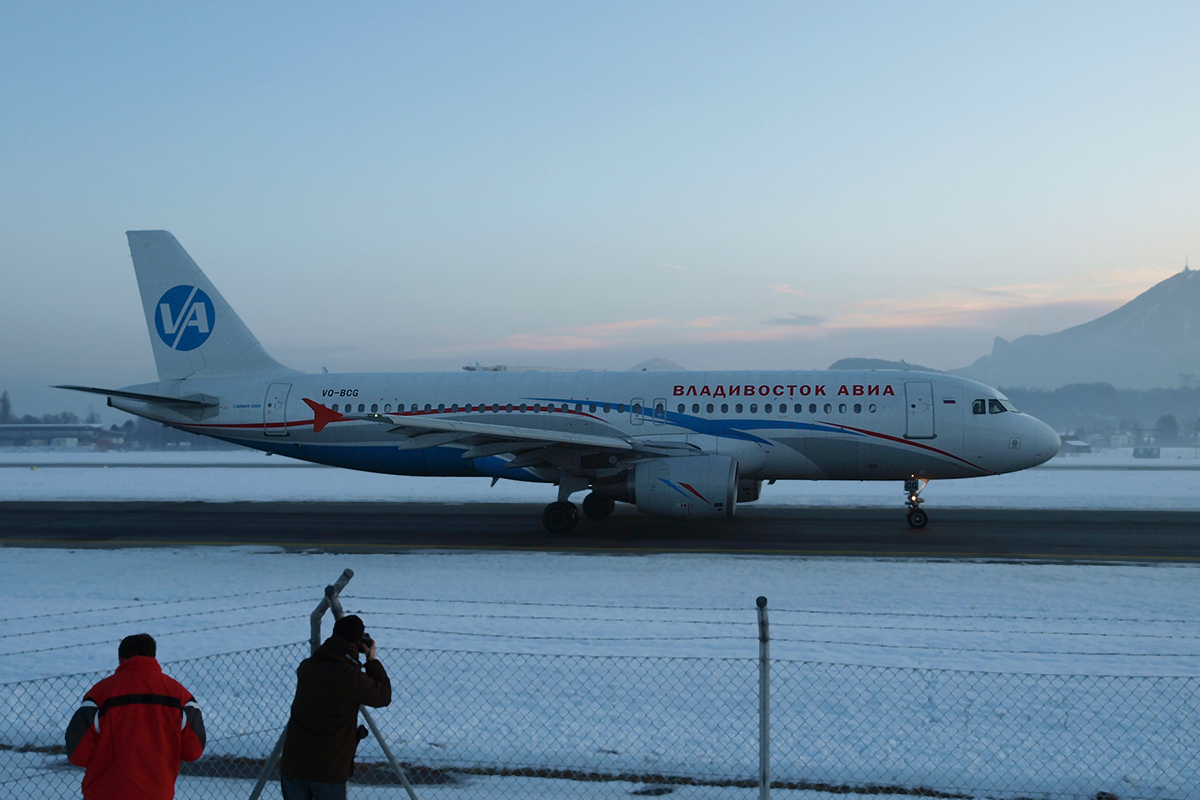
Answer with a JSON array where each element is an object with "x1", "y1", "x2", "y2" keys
[
  {"x1": 368, "y1": 624, "x2": 741, "y2": 642},
  {"x1": 344, "y1": 607, "x2": 1200, "y2": 641},
  {"x1": 0, "y1": 599, "x2": 310, "y2": 640},
  {"x1": 772, "y1": 635, "x2": 1200, "y2": 658},
  {"x1": 0, "y1": 585, "x2": 316, "y2": 623},
  {"x1": 343, "y1": 595, "x2": 1200, "y2": 626},
  {"x1": 0, "y1": 613, "x2": 304, "y2": 658}
]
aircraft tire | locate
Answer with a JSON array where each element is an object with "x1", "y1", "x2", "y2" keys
[
  {"x1": 542, "y1": 501, "x2": 580, "y2": 534},
  {"x1": 581, "y1": 493, "x2": 616, "y2": 521},
  {"x1": 906, "y1": 508, "x2": 929, "y2": 529}
]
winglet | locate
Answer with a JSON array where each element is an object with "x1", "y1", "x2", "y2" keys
[{"x1": 303, "y1": 398, "x2": 344, "y2": 433}]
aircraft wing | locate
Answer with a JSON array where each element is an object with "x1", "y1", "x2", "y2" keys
[{"x1": 303, "y1": 398, "x2": 633, "y2": 452}]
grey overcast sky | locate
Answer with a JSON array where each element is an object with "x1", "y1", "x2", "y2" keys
[{"x1": 2, "y1": 2, "x2": 1197, "y2": 420}]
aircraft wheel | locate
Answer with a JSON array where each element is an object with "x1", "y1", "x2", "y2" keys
[
  {"x1": 542, "y1": 501, "x2": 580, "y2": 534},
  {"x1": 581, "y1": 493, "x2": 615, "y2": 520},
  {"x1": 906, "y1": 508, "x2": 929, "y2": 529}
]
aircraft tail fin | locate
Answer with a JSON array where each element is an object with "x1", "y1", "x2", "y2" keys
[{"x1": 126, "y1": 230, "x2": 296, "y2": 381}]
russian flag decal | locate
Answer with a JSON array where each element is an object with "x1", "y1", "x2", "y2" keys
[{"x1": 942, "y1": 398, "x2": 956, "y2": 404}]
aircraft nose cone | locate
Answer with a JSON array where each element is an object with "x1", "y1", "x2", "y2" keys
[{"x1": 1034, "y1": 421, "x2": 1061, "y2": 464}]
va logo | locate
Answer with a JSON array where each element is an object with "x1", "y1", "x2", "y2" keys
[{"x1": 155, "y1": 285, "x2": 215, "y2": 351}]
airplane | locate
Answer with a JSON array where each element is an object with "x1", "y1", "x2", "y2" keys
[{"x1": 58, "y1": 231, "x2": 1061, "y2": 533}]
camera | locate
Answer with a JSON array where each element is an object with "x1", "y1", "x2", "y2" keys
[{"x1": 359, "y1": 634, "x2": 375, "y2": 653}]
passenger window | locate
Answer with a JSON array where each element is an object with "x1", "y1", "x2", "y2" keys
[
  {"x1": 505, "y1": 403, "x2": 513, "y2": 412},
  {"x1": 370, "y1": 404, "x2": 378, "y2": 412},
  {"x1": 750, "y1": 404, "x2": 758, "y2": 413},
  {"x1": 721, "y1": 403, "x2": 729, "y2": 413},
  {"x1": 438, "y1": 404, "x2": 445, "y2": 412},
  {"x1": 692, "y1": 403, "x2": 700, "y2": 413},
  {"x1": 632, "y1": 403, "x2": 642, "y2": 414},
  {"x1": 824, "y1": 403, "x2": 832, "y2": 414},
  {"x1": 988, "y1": 399, "x2": 1007, "y2": 414},
  {"x1": 854, "y1": 403, "x2": 861, "y2": 413},
  {"x1": 655, "y1": 403, "x2": 664, "y2": 414},
  {"x1": 331, "y1": 404, "x2": 338, "y2": 412},
  {"x1": 794, "y1": 404, "x2": 802, "y2": 413},
  {"x1": 589, "y1": 404, "x2": 597, "y2": 413},
  {"x1": 973, "y1": 399, "x2": 987, "y2": 415},
  {"x1": 411, "y1": 404, "x2": 418, "y2": 412},
  {"x1": 603, "y1": 404, "x2": 611, "y2": 413},
  {"x1": 706, "y1": 403, "x2": 714, "y2": 413},
  {"x1": 384, "y1": 404, "x2": 392, "y2": 413},
  {"x1": 736, "y1": 403, "x2": 744, "y2": 413},
  {"x1": 839, "y1": 403, "x2": 847, "y2": 413},
  {"x1": 358, "y1": 404, "x2": 365, "y2": 413},
  {"x1": 869, "y1": 404, "x2": 876, "y2": 413},
  {"x1": 519, "y1": 404, "x2": 527, "y2": 412},
  {"x1": 617, "y1": 403, "x2": 625, "y2": 413},
  {"x1": 764, "y1": 404, "x2": 772, "y2": 413},
  {"x1": 678, "y1": 404, "x2": 686, "y2": 413}
]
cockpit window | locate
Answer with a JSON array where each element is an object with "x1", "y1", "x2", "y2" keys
[
  {"x1": 988, "y1": 399, "x2": 1018, "y2": 414},
  {"x1": 972, "y1": 399, "x2": 986, "y2": 415}
]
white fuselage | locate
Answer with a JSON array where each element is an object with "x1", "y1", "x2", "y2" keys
[{"x1": 111, "y1": 369, "x2": 1059, "y2": 484}]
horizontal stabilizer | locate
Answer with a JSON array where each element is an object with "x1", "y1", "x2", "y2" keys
[{"x1": 54, "y1": 385, "x2": 219, "y2": 409}]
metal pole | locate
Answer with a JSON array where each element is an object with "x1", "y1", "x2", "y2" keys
[
  {"x1": 248, "y1": 569, "x2": 355, "y2": 800},
  {"x1": 328, "y1": 586, "x2": 419, "y2": 800},
  {"x1": 757, "y1": 595, "x2": 771, "y2": 800}
]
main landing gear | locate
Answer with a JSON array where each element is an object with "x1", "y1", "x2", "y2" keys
[
  {"x1": 543, "y1": 491, "x2": 615, "y2": 533},
  {"x1": 542, "y1": 501, "x2": 579, "y2": 534},
  {"x1": 904, "y1": 478, "x2": 929, "y2": 529}
]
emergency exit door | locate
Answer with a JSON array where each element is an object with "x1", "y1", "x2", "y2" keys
[
  {"x1": 264, "y1": 383, "x2": 291, "y2": 436},
  {"x1": 904, "y1": 381, "x2": 935, "y2": 439}
]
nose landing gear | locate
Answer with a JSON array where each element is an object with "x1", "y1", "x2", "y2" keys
[{"x1": 904, "y1": 478, "x2": 929, "y2": 529}]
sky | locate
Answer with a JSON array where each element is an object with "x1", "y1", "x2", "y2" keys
[{"x1": 2, "y1": 2, "x2": 1198, "y2": 421}]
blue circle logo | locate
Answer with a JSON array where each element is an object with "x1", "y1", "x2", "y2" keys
[{"x1": 154, "y1": 285, "x2": 216, "y2": 351}]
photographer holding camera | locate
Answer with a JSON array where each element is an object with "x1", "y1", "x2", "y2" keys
[{"x1": 280, "y1": 615, "x2": 391, "y2": 800}]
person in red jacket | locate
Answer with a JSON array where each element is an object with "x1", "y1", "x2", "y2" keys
[{"x1": 65, "y1": 633, "x2": 205, "y2": 800}]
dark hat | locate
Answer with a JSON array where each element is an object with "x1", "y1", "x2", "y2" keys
[{"x1": 333, "y1": 614, "x2": 365, "y2": 642}]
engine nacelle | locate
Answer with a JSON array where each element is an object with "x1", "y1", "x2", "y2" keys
[{"x1": 634, "y1": 456, "x2": 738, "y2": 519}]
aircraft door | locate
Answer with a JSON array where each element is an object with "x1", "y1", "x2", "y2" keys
[
  {"x1": 904, "y1": 381, "x2": 935, "y2": 439},
  {"x1": 652, "y1": 397, "x2": 667, "y2": 425},
  {"x1": 264, "y1": 383, "x2": 292, "y2": 436},
  {"x1": 630, "y1": 397, "x2": 645, "y2": 425}
]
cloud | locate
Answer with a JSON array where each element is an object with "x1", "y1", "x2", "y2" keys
[
  {"x1": 663, "y1": 263, "x2": 686, "y2": 271},
  {"x1": 686, "y1": 316, "x2": 732, "y2": 328},
  {"x1": 770, "y1": 283, "x2": 807, "y2": 297},
  {"x1": 764, "y1": 313, "x2": 824, "y2": 327}
]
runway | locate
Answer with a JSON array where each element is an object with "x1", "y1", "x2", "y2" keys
[{"x1": 2, "y1": 502, "x2": 1199, "y2": 561}]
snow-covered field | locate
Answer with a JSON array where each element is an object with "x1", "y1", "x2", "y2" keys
[
  {"x1": 1, "y1": 549, "x2": 1198, "y2": 799},
  {"x1": 3, "y1": 449, "x2": 1199, "y2": 798},
  {"x1": 4, "y1": 447, "x2": 1200, "y2": 509}
]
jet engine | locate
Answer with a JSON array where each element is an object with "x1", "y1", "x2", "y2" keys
[{"x1": 632, "y1": 455, "x2": 738, "y2": 519}]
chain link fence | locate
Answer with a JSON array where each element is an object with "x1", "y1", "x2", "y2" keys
[{"x1": 3, "y1": 640, "x2": 1198, "y2": 799}]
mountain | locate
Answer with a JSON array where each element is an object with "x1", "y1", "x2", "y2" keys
[{"x1": 952, "y1": 268, "x2": 1200, "y2": 390}]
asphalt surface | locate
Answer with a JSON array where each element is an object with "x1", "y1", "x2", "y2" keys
[{"x1": 2, "y1": 502, "x2": 1199, "y2": 561}]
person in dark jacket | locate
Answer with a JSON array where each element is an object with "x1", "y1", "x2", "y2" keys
[
  {"x1": 64, "y1": 633, "x2": 205, "y2": 800},
  {"x1": 280, "y1": 614, "x2": 391, "y2": 799}
]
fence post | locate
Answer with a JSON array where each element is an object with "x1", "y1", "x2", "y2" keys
[
  {"x1": 248, "y1": 569, "x2": 356, "y2": 800},
  {"x1": 757, "y1": 595, "x2": 771, "y2": 800},
  {"x1": 327, "y1": 583, "x2": 420, "y2": 800}
]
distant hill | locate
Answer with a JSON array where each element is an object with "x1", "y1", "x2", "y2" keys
[
  {"x1": 627, "y1": 358, "x2": 687, "y2": 371},
  {"x1": 827, "y1": 358, "x2": 942, "y2": 372},
  {"x1": 951, "y1": 268, "x2": 1200, "y2": 390}
]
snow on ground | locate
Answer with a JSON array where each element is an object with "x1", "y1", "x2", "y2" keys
[
  {"x1": 4, "y1": 447, "x2": 1200, "y2": 509},
  {"x1": 2, "y1": 548, "x2": 1198, "y2": 682},
  {"x1": 2, "y1": 548, "x2": 1199, "y2": 800}
]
